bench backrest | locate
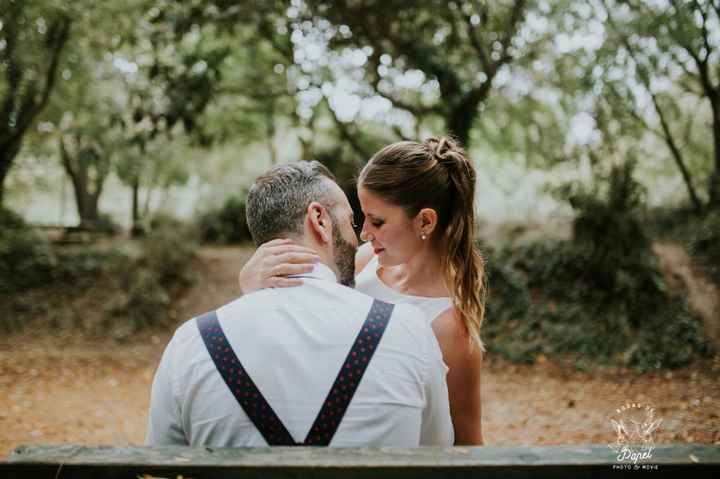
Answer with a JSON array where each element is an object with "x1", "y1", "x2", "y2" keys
[{"x1": 2, "y1": 444, "x2": 719, "y2": 478}]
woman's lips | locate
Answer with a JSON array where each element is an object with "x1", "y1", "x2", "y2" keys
[{"x1": 373, "y1": 247, "x2": 385, "y2": 254}]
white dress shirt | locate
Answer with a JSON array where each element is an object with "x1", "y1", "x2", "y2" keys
[{"x1": 146, "y1": 263, "x2": 453, "y2": 447}]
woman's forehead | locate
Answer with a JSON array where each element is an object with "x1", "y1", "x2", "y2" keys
[{"x1": 357, "y1": 187, "x2": 403, "y2": 216}]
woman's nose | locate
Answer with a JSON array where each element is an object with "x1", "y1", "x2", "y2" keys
[{"x1": 359, "y1": 223, "x2": 372, "y2": 242}]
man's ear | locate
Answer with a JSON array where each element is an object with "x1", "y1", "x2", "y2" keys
[
  {"x1": 307, "y1": 201, "x2": 332, "y2": 244},
  {"x1": 415, "y1": 208, "x2": 438, "y2": 237}
]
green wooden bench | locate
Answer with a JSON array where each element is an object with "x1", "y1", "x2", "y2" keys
[{"x1": 2, "y1": 444, "x2": 719, "y2": 478}]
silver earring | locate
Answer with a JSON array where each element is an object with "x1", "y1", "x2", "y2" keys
[{"x1": 421, "y1": 234, "x2": 427, "y2": 240}]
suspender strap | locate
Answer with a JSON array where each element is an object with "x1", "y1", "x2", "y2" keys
[
  {"x1": 197, "y1": 311, "x2": 297, "y2": 445},
  {"x1": 304, "y1": 299, "x2": 394, "y2": 445},
  {"x1": 196, "y1": 299, "x2": 394, "y2": 446}
]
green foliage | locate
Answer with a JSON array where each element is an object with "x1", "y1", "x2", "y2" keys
[
  {"x1": 53, "y1": 247, "x2": 125, "y2": 287},
  {"x1": 94, "y1": 213, "x2": 121, "y2": 235},
  {"x1": 557, "y1": 160, "x2": 651, "y2": 291},
  {"x1": 644, "y1": 203, "x2": 701, "y2": 241},
  {"x1": 0, "y1": 213, "x2": 197, "y2": 336},
  {"x1": 0, "y1": 0, "x2": 72, "y2": 195},
  {"x1": 484, "y1": 162, "x2": 715, "y2": 371},
  {"x1": 0, "y1": 230, "x2": 128, "y2": 332},
  {"x1": 484, "y1": 238, "x2": 714, "y2": 372},
  {"x1": 197, "y1": 196, "x2": 252, "y2": 244},
  {"x1": 140, "y1": 216, "x2": 199, "y2": 288},
  {"x1": 116, "y1": 268, "x2": 170, "y2": 332},
  {"x1": 0, "y1": 207, "x2": 27, "y2": 229},
  {"x1": 0, "y1": 209, "x2": 57, "y2": 293},
  {"x1": 108, "y1": 218, "x2": 197, "y2": 335},
  {"x1": 304, "y1": 0, "x2": 571, "y2": 145}
]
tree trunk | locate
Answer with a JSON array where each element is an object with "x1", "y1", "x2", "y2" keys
[
  {"x1": 266, "y1": 108, "x2": 278, "y2": 165},
  {"x1": 0, "y1": 139, "x2": 22, "y2": 205},
  {"x1": 445, "y1": 79, "x2": 494, "y2": 147},
  {"x1": 59, "y1": 139, "x2": 106, "y2": 228},
  {"x1": 68, "y1": 172, "x2": 101, "y2": 228},
  {"x1": 131, "y1": 176, "x2": 142, "y2": 236},
  {"x1": 446, "y1": 108, "x2": 473, "y2": 148},
  {"x1": 708, "y1": 95, "x2": 720, "y2": 209}
]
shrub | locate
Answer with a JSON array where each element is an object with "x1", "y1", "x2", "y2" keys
[
  {"x1": 482, "y1": 162, "x2": 715, "y2": 372},
  {"x1": 110, "y1": 268, "x2": 170, "y2": 335},
  {"x1": 0, "y1": 208, "x2": 56, "y2": 293},
  {"x1": 483, "y1": 239, "x2": 714, "y2": 372},
  {"x1": 0, "y1": 212, "x2": 198, "y2": 336},
  {"x1": 141, "y1": 215, "x2": 199, "y2": 288},
  {"x1": 110, "y1": 216, "x2": 198, "y2": 335},
  {"x1": 197, "y1": 196, "x2": 252, "y2": 244},
  {"x1": 95, "y1": 213, "x2": 121, "y2": 235},
  {"x1": 0, "y1": 207, "x2": 25, "y2": 229},
  {"x1": 644, "y1": 203, "x2": 700, "y2": 241}
]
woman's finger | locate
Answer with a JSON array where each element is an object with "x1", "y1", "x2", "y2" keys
[
  {"x1": 259, "y1": 238, "x2": 294, "y2": 249},
  {"x1": 264, "y1": 243, "x2": 319, "y2": 257},
  {"x1": 272, "y1": 252, "x2": 320, "y2": 266},
  {"x1": 271, "y1": 263, "x2": 315, "y2": 277},
  {"x1": 268, "y1": 277, "x2": 304, "y2": 288},
  {"x1": 258, "y1": 253, "x2": 320, "y2": 277}
]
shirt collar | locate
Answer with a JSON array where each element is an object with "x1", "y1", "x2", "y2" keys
[{"x1": 289, "y1": 262, "x2": 339, "y2": 284}]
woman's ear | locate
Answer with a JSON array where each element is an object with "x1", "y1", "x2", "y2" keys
[
  {"x1": 307, "y1": 201, "x2": 332, "y2": 244},
  {"x1": 416, "y1": 208, "x2": 438, "y2": 238}
]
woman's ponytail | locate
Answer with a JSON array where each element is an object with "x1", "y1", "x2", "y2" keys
[{"x1": 427, "y1": 137, "x2": 487, "y2": 352}]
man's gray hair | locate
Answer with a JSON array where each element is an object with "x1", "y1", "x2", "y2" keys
[{"x1": 246, "y1": 161, "x2": 338, "y2": 246}]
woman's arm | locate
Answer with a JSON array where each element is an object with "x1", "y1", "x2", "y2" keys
[{"x1": 431, "y1": 308, "x2": 484, "y2": 445}]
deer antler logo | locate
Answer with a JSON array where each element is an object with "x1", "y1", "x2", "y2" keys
[{"x1": 608, "y1": 403, "x2": 663, "y2": 464}]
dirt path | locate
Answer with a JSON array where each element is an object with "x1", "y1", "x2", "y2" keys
[
  {"x1": 654, "y1": 242, "x2": 720, "y2": 347},
  {"x1": 1, "y1": 246, "x2": 718, "y2": 456}
]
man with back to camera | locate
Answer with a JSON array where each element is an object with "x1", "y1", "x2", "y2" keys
[{"x1": 146, "y1": 161, "x2": 453, "y2": 446}]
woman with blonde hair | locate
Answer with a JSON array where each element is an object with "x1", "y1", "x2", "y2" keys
[{"x1": 238, "y1": 136, "x2": 487, "y2": 444}]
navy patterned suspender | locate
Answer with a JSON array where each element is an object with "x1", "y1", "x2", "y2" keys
[{"x1": 197, "y1": 299, "x2": 394, "y2": 446}]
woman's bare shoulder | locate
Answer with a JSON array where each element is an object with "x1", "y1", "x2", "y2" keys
[
  {"x1": 355, "y1": 242, "x2": 375, "y2": 275},
  {"x1": 431, "y1": 308, "x2": 484, "y2": 366}
]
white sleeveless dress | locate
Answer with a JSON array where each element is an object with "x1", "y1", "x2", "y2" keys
[{"x1": 355, "y1": 255, "x2": 453, "y2": 325}]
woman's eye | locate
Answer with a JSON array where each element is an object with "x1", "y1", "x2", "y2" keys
[{"x1": 372, "y1": 221, "x2": 384, "y2": 228}]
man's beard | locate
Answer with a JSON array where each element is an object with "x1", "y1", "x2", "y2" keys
[{"x1": 332, "y1": 227, "x2": 356, "y2": 288}]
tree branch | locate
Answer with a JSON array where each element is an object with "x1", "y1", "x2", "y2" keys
[
  {"x1": 374, "y1": 86, "x2": 440, "y2": 116},
  {"x1": 499, "y1": 0, "x2": 527, "y2": 62},
  {"x1": 693, "y1": 0, "x2": 714, "y2": 63},
  {"x1": 458, "y1": 7, "x2": 490, "y2": 71},
  {"x1": 604, "y1": 0, "x2": 703, "y2": 211},
  {"x1": 14, "y1": 15, "x2": 71, "y2": 141},
  {"x1": 669, "y1": 0, "x2": 716, "y2": 96},
  {"x1": 391, "y1": 125, "x2": 412, "y2": 142}
]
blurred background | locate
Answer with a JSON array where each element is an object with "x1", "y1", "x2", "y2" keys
[{"x1": 0, "y1": 0, "x2": 719, "y2": 454}]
